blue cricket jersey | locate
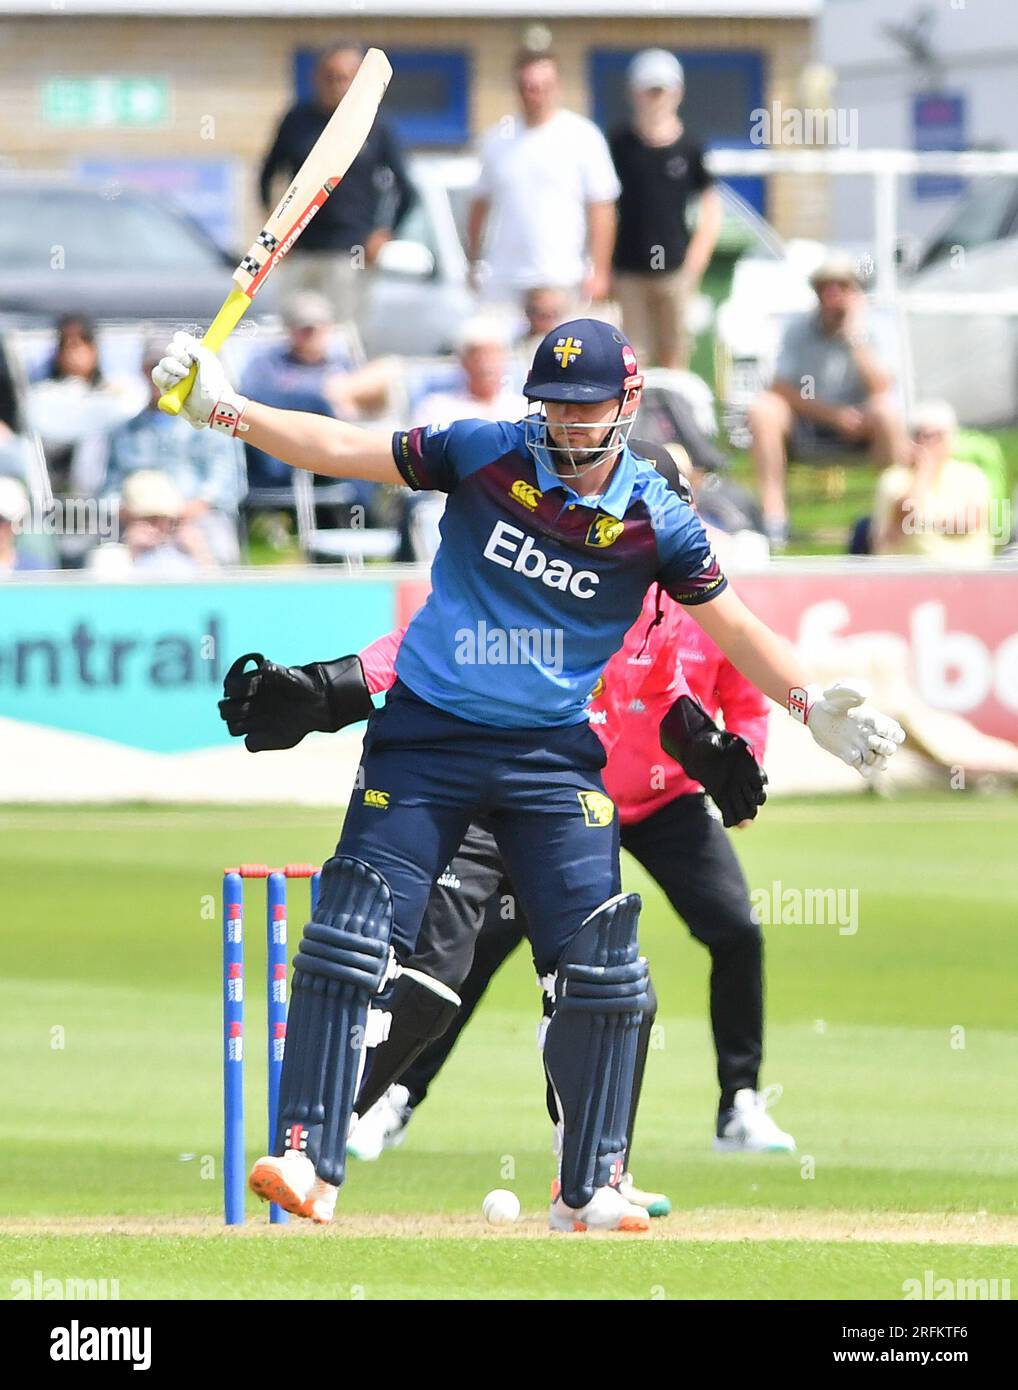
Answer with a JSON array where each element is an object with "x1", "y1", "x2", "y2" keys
[{"x1": 391, "y1": 416, "x2": 727, "y2": 728}]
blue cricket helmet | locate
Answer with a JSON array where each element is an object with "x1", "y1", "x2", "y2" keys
[
  {"x1": 524, "y1": 318, "x2": 641, "y2": 403},
  {"x1": 523, "y1": 318, "x2": 644, "y2": 476}
]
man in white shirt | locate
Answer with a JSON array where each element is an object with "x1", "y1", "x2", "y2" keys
[{"x1": 467, "y1": 51, "x2": 620, "y2": 310}]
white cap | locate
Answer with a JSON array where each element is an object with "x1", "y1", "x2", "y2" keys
[
  {"x1": 0, "y1": 476, "x2": 29, "y2": 525},
  {"x1": 454, "y1": 315, "x2": 510, "y2": 355},
  {"x1": 910, "y1": 400, "x2": 957, "y2": 435},
  {"x1": 121, "y1": 470, "x2": 183, "y2": 519},
  {"x1": 809, "y1": 251, "x2": 864, "y2": 292},
  {"x1": 628, "y1": 49, "x2": 684, "y2": 92},
  {"x1": 282, "y1": 291, "x2": 334, "y2": 330}
]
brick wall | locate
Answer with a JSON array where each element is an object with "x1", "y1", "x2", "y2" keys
[{"x1": 0, "y1": 14, "x2": 827, "y2": 241}]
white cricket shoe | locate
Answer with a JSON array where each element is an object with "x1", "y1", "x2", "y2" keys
[
  {"x1": 713, "y1": 1085, "x2": 796, "y2": 1154},
  {"x1": 618, "y1": 1170, "x2": 671, "y2": 1218},
  {"x1": 346, "y1": 1084, "x2": 413, "y2": 1162},
  {"x1": 549, "y1": 1183, "x2": 651, "y2": 1234},
  {"x1": 303, "y1": 1176, "x2": 339, "y2": 1224},
  {"x1": 248, "y1": 1149, "x2": 338, "y2": 1223}
]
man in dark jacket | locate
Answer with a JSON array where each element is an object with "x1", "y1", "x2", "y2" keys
[{"x1": 259, "y1": 42, "x2": 417, "y2": 331}]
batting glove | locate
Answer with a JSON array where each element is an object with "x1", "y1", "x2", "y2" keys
[
  {"x1": 789, "y1": 680, "x2": 905, "y2": 777},
  {"x1": 151, "y1": 332, "x2": 249, "y2": 434}
]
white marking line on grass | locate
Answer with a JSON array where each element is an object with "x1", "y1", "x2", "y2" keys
[{"x1": 3, "y1": 1210, "x2": 1016, "y2": 1244}]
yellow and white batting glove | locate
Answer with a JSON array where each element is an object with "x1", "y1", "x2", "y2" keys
[
  {"x1": 789, "y1": 680, "x2": 905, "y2": 777},
  {"x1": 151, "y1": 332, "x2": 249, "y2": 434}
]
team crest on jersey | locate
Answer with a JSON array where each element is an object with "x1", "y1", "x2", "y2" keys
[
  {"x1": 577, "y1": 789, "x2": 615, "y2": 828},
  {"x1": 510, "y1": 479, "x2": 542, "y2": 510},
  {"x1": 363, "y1": 789, "x2": 390, "y2": 809},
  {"x1": 590, "y1": 675, "x2": 606, "y2": 699},
  {"x1": 553, "y1": 336, "x2": 583, "y2": 368},
  {"x1": 585, "y1": 513, "x2": 624, "y2": 547}
]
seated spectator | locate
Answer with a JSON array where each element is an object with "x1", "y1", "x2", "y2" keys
[
  {"x1": 240, "y1": 291, "x2": 356, "y2": 490},
  {"x1": 239, "y1": 292, "x2": 380, "y2": 529},
  {"x1": 88, "y1": 470, "x2": 212, "y2": 577},
  {"x1": 748, "y1": 253, "x2": 906, "y2": 549},
  {"x1": 100, "y1": 338, "x2": 243, "y2": 565},
  {"x1": 415, "y1": 317, "x2": 529, "y2": 424},
  {"x1": 400, "y1": 319, "x2": 529, "y2": 562},
  {"x1": 872, "y1": 402, "x2": 993, "y2": 565},
  {"x1": 25, "y1": 314, "x2": 147, "y2": 497},
  {"x1": 0, "y1": 477, "x2": 49, "y2": 575}
]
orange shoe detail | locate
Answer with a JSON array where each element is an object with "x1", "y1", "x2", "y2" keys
[{"x1": 248, "y1": 1157, "x2": 310, "y2": 1217}]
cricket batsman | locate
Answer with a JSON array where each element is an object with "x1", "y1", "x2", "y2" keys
[{"x1": 154, "y1": 317, "x2": 904, "y2": 1232}]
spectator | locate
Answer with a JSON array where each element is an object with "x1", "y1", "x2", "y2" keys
[
  {"x1": 100, "y1": 338, "x2": 243, "y2": 566},
  {"x1": 88, "y1": 471, "x2": 211, "y2": 577},
  {"x1": 0, "y1": 390, "x2": 36, "y2": 485},
  {"x1": 0, "y1": 477, "x2": 48, "y2": 575},
  {"x1": 259, "y1": 42, "x2": 416, "y2": 330},
  {"x1": 239, "y1": 292, "x2": 380, "y2": 522},
  {"x1": 872, "y1": 401, "x2": 993, "y2": 564},
  {"x1": 467, "y1": 50, "x2": 619, "y2": 310},
  {"x1": 400, "y1": 319, "x2": 529, "y2": 563},
  {"x1": 610, "y1": 49, "x2": 722, "y2": 371},
  {"x1": 240, "y1": 291, "x2": 358, "y2": 493},
  {"x1": 748, "y1": 253, "x2": 906, "y2": 549},
  {"x1": 26, "y1": 314, "x2": 146, "y2": 497},
  {"x1": 414, "y1": 317, "x2": 529, "y2": 424},
  {"x1": 516, "y1": 285, "x2": 574, "y2": 362}
]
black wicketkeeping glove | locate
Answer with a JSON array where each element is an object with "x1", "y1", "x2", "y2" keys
[
  {"x1": 659, "y1": 694, "x2": 768, "y2": 828},
  {"x1": 218, "y1": 652, "x2": 374, "y2": 752}
]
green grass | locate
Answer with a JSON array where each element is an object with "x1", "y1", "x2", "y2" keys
[
  {"x1": 1, "y1": 796, "x2": 1016, "y2": 1298},
  {"x1": 725, "y1": 429, "x2": 1018, "y2": 557},
  {"x1": 2, "y1": 1234, "x2": 1014, "y2": 1301}
]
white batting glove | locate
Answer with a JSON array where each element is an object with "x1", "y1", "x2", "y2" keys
[
  {"x1": 151, "y1": 332, "x2": 249, "y2": 434},
  {"x1": 789, "y1": 680, "x2": 905, "y2": 778}
]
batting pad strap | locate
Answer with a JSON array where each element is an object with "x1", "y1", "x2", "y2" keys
[{"x1": 365, "y1": 1008, "x2": 392, "y2": 1048}]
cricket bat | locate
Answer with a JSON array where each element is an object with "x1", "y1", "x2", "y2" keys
[{"x1": 158, "y1": 47, "x2": 393, "y2": 415}]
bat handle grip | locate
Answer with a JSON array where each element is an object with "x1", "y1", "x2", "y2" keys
[{"x1": 157, "y1": 288, "x2": 252, "y2": 416}]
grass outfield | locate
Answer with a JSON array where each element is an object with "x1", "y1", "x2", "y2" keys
[{"x1": 1, "y1": 795, "x2": 1016, "y2": 1300}]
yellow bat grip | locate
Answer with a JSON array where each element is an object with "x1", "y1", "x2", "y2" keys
[{"x1": 157, "y1": 288, "x2": 252, "y2": 416}]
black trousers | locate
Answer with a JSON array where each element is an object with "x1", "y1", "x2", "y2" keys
[
  {"x1": 400, "y1": 794, "x2": 762, "y2": 1111},
  {"x1": 620, "y1": 793, "x2": 763, "y2": 1105}
]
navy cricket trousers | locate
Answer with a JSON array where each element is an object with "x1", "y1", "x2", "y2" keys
[{"x1": 333, "y1": 680, "x2": 621, "y2": 976}]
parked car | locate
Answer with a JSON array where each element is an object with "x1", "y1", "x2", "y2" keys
[
  {"x1": 0, "y1": 161, "x2": 472, "y2": 355},
  {"x1": 902, "y1": 176, "x2": 1018, "y2": 427},
  {"x1": 361, "y1": 153, "x2": 477, "y2": 357},
  {"x1": 715, "y1": 173, "x2": 1018, "y2": 440},
  {"x1": 0, "y1": 175, "x2": 256, "y2": 326}
]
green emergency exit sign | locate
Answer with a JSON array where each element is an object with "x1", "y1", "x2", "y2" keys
[{"x1": 42, "y1": 78, "x2": 170, "y2": 128}]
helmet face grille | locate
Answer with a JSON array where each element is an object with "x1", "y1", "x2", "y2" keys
[{"x1": 523, "y1": 379, "x2": 643, "y2": 478}]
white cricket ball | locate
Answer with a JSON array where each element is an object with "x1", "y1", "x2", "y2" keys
[{"x1": 482, "y1": 1188, "x2": 521, "y2": 1225}]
